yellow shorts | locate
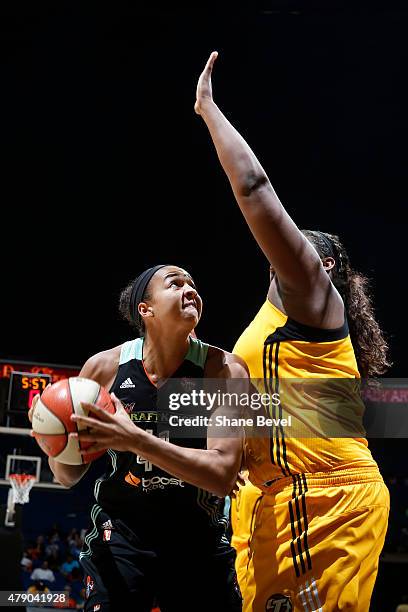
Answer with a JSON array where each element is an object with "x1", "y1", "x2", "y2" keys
[
  {"x1": 231, "y1": 479, "x2": 263, "y2": 587},
  {"x1": 232, "y1": 468, "x2": 389, "y2": 612}
]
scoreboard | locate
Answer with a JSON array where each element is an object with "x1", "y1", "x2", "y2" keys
[{"x1": 0, "y1": 360, "x2": 80, "y2": 428}]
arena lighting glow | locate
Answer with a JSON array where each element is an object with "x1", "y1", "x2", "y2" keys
[{"x1": 0, "y1": 360, "x2": 80, "y2": 383}]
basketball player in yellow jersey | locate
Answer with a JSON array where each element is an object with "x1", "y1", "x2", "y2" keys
[{"x1": 195, "y1": 52, "x2": 391, "y2": 611}]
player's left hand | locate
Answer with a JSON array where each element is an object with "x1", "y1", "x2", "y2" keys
[
  {"x1": 69, "y1": 393, "x2": 141, "y2": 457},
  {"x1": 195, "y1": 51, "x2": 218, "y2": 115}
]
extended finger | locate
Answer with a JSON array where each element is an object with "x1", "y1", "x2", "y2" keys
[
  {"x1": 70, "y1": 413, "x2": 110, "y2": 430},
  {"x1": 80, "y1": 443, "x2": 108, "y2": 457},
  {"x1": 79, "y1": 402, "x2": 115, "y2": 422},
  {"x1": 199, "y1": 51, "x2": 218, "y2": 85},
  {"x1": 69, "y1": 431, "x2": 105, "y2": 443},
  {"x1": 110, "y1": 393, "x2": 126, "y2": 415},
  {"x1": 204, "y1": 50, "x2": 218, "y2": 73}
]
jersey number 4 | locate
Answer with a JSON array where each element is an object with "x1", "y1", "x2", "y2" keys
[{"x1": 136, "y1": 430, "x2": 170, "y2": 472}]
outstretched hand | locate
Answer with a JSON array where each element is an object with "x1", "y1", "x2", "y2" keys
[{"x1": 195, "y1": 51, "x2": 218, "y2": 115}]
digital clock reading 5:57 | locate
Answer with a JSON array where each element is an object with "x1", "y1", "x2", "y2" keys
[
  {"x1": 21, "y1": 376, "x2": 49, "y2": 391},
  {"x1": 7, "y1": 372, "x2": 52, "y2": 423}
]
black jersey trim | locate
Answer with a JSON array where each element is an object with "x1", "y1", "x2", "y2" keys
[
  {"x1": 275, "y1": 342, "x2": 291, "y2": 478},
  {"x1": 265, "y1": 315, "x2": 349, "y2": 344},
  {"x1": 266, "y1": 343, "x2": 275, "y2": 466},
  {"x1": 263, "y1": 339, "x2": 291, "y2": 478},
  {"x1": 273, "y1": 342, "x2": 286, "y2": 476}
]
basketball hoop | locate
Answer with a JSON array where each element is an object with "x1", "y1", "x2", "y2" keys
[{"x1": 9, "y1": 473, "x2": 36, "y2": 504}]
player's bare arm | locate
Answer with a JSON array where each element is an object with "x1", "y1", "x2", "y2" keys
[
  {"x1": 71, "y1": 349, "x2": 247, "y2": 497},
  {"x1": 195, "y1": 52, "x2": 344, "y2": 329}
]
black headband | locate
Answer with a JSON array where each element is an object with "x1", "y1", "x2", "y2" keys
[
  {"x1": 129, "y1": 264, "x2": 168, "y2": 328},
  {"x1": 316, "y1": 231, "x2": 335, "y2": 258}
]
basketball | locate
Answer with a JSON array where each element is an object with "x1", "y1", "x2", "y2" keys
[{"x1": 32, "y1": 377, "x2": 116, "y2": 465}]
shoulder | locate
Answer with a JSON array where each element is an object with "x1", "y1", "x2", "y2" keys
[
  {"x1": 80, "y1": 344, "x2": 123, "y2": 387},
  {"x1": 205, "y1": 345, "x2": 249, "y2": 379}
]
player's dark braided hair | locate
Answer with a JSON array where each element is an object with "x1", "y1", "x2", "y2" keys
[
  {"x1": 302, "y1": 230, "x2": 391, "y2": 377},
  {"x1": 119, "y1": 280, "x2": 153, "y2": 336}
]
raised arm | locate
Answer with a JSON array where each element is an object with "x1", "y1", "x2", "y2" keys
[{"x1": 195, "y1": 52, "x2": 343, "y2": 327}]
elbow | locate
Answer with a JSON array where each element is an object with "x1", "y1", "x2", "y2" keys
[
  {"x1": 52, "y1": 469, "x2": 83, "y2": 489},
  {"x1": 48, "y1": 457, "x2": 87, "y2": 489},
  {"x1": 54, "y1": 476, "x2": 75, "y2": 489},
  {"x1": 212, "y1": 473, "x2": 238, "y2": 498},
  {"x1": 238, "y1": 172, "x2": 269, "y2": 198},
  {"x1": 212, "y1": 486, "x2": 230, "y2": 498}
]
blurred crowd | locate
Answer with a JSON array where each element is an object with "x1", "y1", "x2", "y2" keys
[
  {"x1": 21, "y1": 525, "x2": 86, "y2": 610},
  {"x1": 20, "y1": 524, "x2": 161, "y2": 611}
]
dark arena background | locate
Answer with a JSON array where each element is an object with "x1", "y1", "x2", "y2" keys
[{"x1": 1, "y1": 2, "x2": 407, "y2": 611}]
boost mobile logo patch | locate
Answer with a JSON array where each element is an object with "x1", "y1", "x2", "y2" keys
[
  {"x1": 125, "y1": 471, "x2": 141, "y2": 487},
  {"x1": 142, "y1": 476, "x2": 184, "y2": 492}
]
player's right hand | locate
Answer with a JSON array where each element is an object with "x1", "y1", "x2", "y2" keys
[{"x1": 28, "y1": 393, "x2": 40, "y2": 423}]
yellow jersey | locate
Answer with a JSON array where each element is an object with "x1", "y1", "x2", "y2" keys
[{"x1": 233, "y1": 299, "x2": 377, "y2": 489}]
